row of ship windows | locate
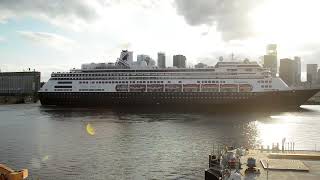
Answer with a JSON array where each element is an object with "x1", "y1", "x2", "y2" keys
[
  {"x1": 53, "y1": 96, "x2": 253, "y2": 100},
  {"x1": 112, "y1": 96, "x2": 252, "y2": 99},
  {"x1": 51, "y1": 92, "x2": 257, "y2": 96},
  {"x1": 51, "y1": 77, "x2": 264, "y2": 80},
  {"x1": 54, "y1": 89, "x2": 72, "y2": 91},
  {"x1": 78, "y1": 80, "x2": 227, "y2": 84},
  {"x1": 199, "y1": 80, "x2": 226, "y2": 83},
  {"x1": 79, "y1": 81, "x2": 163, "y2": 84},
  {"x1": 52, "y1": 72, "x2": 258, "y2": 77},
  {"x1": 262, "y1": 85, "x2": 272, "y2": 88},
  {"x1": 79, "y1": 89, "x2": 104, "y2": 91},
  {"x1": 53, "y1": 73, "x2": 221, "y2": 77},
  {"x1": 258, "y1": 80, "x2": 272, "y2": 83}
]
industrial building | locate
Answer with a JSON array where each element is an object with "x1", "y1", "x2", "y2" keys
[{"x1": 0, "y1": 71, "x2": 40, "y2": 103}]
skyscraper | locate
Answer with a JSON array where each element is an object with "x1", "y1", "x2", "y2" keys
[
  {"x1": 267, "y1": 44, "x2": 277, "y2": 56},
  {"x1": 137, "y1": 54, "x2": 150, "y2": 62},
  {"x1": 137, "y1": 54, "x2": 155, "y2": 66},
  {"x1": 317, "y1": 69, "x2": 320, "y2": 84},
  {"x1": 307, "y1": 64, "x2": 318, "y2": 84},
  {"x1": 195, "y1": 63, "x2": 208, "y2": 68},
  {"x1": 294, "y1": 56, "x2": 301, "y2": 84},
  {"x1": 157, "y1": 52, "x2": 166, "y2": 68},
  {"x1": 263, "y1": 44, "x2": 278, "y2": 77},
  {"x1": 173, "y1": 55, "x2": 186, "y2": 68},
  {"x1": 279, "y1": 58, "x2": 296, "y2": 86}
]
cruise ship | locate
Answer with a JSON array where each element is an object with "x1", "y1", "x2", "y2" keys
[{"x1": 39, "y1": 50, "x2": 320, "y2": 109}]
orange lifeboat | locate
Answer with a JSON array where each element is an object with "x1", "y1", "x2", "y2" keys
[
  {"x1": 165, "y1": 84, "x2": 182, "y2": 92},
  {"x1": 129, "y1": 84, "x2": 146, "y2": 92},
  {"x1": 147, "y1": 84, "x2": 164, "y2": 92},
  {"x1": 183, "y1": 84, "x2": 200, "y2": 92},
  {"x1": 239, "y1": 84, "x2": 253, "y2": 92}
]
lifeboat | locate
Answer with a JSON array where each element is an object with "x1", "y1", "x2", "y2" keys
[
  {"x1": 147, "y1": 84, "x2": 164, "y2": 92},
  {"x1": 239, "y1": 84, "x2": 253, "y2": 92},
  {"x1": 220, "y1": 84, "x2": 238, "y2": 92},
  {"x1": 129, "y1": 84, "x2": 146, "y2": 92},
  {"x1": 165, "y1": 84, "x2": 182, "y2": 92},
  {"x1": 183, "y1": 84, "x2": 200, "y2": 92},
  {"x1": 115, "y1": 84, "x2": 128, "y2": 92},
  {"x1": 201, "y1": 84, "x2": 219, "y2": 92}
]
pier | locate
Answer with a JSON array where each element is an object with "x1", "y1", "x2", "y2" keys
[
  {"x1": 205, "y1": 145, "x2": 320, "y2": 180},
  {"x1": 240, "y1": 149, "x2": 320, "y2": 179}
]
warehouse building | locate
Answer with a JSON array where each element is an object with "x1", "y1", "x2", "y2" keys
[{"x1": 0, "y1": 72, "x2": 41, "y2": 103}]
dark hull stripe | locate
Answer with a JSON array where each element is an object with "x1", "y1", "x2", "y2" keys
[{"x1": 38, "y1": 89, "x2": 320, "y2": 109}]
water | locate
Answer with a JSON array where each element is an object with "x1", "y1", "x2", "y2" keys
[{"x1": 0, "y1": 104, "x2": 320, "y2": 179}]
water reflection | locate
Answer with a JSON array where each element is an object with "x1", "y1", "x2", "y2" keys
[
  {"x1": 86, "y1": 123, "x2": 95, "y2": 136},
  {"x1": 39, "y1": 106, "x2": 271, "y2": 148},
  {"x1": 38, "y1": 105, "x2": 320, "y2": 151},
  {"x1": 256, "y1": 121, "x2": 290, "y2": 147},
  {"x1": 1, "y1": 104, "x2": 319, "y2": 179}
]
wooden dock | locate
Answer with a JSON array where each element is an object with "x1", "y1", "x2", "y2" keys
[{"x1": 239, "y1": 150, "x2": 320, "y2": 180}]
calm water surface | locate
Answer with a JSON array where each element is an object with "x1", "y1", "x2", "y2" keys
[{"x1": 0, "y1": 104, "x2": 320, "y2": 179}]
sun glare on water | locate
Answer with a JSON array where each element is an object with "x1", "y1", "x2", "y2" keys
[
  {"x1": 256, "y1": 114, "x2": 301, "y2": 147},
  {"x1": 86, "y1": 123, "x2": 96, "y2": 136}
]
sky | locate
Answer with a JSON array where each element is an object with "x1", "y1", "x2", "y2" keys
[{"x1": 0, "y1": 0, "x2": 320, "y2": 81}]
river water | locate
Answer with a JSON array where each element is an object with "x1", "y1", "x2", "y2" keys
[{"x1": 0, "y1": 103, "x2": 320, "y2": 179}]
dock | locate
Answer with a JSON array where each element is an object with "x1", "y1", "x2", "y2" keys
[
  {"x1": 205, "y1": 145, "x2": 320, "y2": 180},
  {"x1": 239, "y1": 150, "x2": 320, "y2": 180}
]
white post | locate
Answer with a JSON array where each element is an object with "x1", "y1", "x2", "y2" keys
[{"x1": 267, "y1": 162, "x2": 269, "y2": 180}]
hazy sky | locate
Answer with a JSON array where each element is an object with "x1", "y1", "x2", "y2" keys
[{"x1": 0, "y1": 0, "x2": 320, "y2": 80}]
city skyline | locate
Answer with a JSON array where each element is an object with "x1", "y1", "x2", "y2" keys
[
  {"x1": 1, "y1": 0, "x2": 320, "y2": 81},
  {"x1": 1, "y1": 2, "x2": 320, "y2": 180}
]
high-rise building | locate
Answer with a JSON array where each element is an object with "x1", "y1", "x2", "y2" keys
[
  {"x1": 137, "y1": 54, "x2": 155, "y2": 66},
  {"x1": 195, "y1": 63, "x2": 208, "y2": 68},
  {"x1": 267, "y1": 44, "x2": 277, "y2": 56},
  {"x1": 263, "y1": 44, "x2": 278, "y2": 77},
  {"x1": 173, "y1": 55, "x2": 186, "y2": 68},
  {"x1": 317, "y1": 69, "x2": 320, "y2": 84},
  {"x1": 307, "y1": 64, "x2": 318, "y2": 84},
  {"x1": 157, "y1": 52, "x2": 166, "y2": 68},
  {"x1": 137, "y1": 54, "x2": 149, "y2": 62},
  {"x1": 128, "y1": 51, "x2": 133, "y2": 64},
  {"x1": 294, "y1": 56, "x2": 301, "y2": 84},
  {"x1": 116, "y1": 50, "x2": 133, "y2": 68},
  {"x1": 279, "y1": 58, "x2": 296, "y2": 86}
]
